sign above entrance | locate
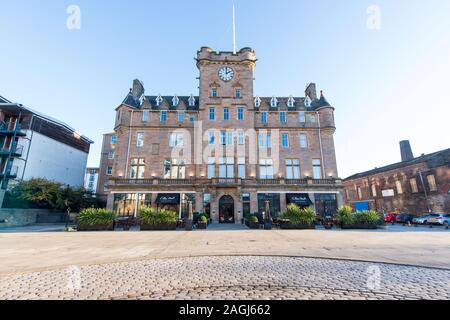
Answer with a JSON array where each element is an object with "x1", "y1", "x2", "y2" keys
[
  {"x1": 156, "y1": 194, "x2": 180, "y2": 205},
  {"x1": 286, "y1": 194, "x2": 313, "y2": 206}
]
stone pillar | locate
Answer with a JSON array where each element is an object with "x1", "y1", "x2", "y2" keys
[
  {"x1": 211, "y1": 193, "x2": 219, "y2": 223},
  {"x1": 235, "y1": 199, "x2": 243, "y2": 224},
  {"x1": 336, "y1": 191, "x2": 345, "y2": 209},
  {"x1": 106, "y1": 193, "x2": 114, "y2": 211},
  {"x1": 250, "y1": 192, "x2": 258, "y2": 215},
  {"x1": 280, "y1": 192, "x2": 287, "y2": 213},
  {"x1": 195, "y1": 192, "x2": 203, "y2": 213}
]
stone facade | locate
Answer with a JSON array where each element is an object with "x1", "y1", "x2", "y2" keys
[
  {"x1": 103, "y1": 47, "x2": 343, "y2": 223},
  {"x1": 343, "y1": 146, "x2": 450, "y2": 214}
]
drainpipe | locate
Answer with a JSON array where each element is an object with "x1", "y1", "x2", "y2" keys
[
  {"x1": 125, "y1": 110, "x2": 134, "y2": 178},
  {"x1": 316, "y1": 111, "x2": 325, "y2": 179}
]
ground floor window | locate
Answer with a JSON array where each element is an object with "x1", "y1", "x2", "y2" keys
[
  {"x1": 180, "y1": 193, "x2": 196, "y2": 219},
  {"x1": 203, "y1": 193, "x2": 211, "y2": 217},
  {"x1": 314, "y1": 194, "x2": 337, "y2": 218},
  {"x1": 242, "y1": 193, "x2": 251, "y2": 218},
  {"x1": 113, "y1": 193, "x2": 152, "y2": 216},
  {"x1": 257, "y1": 193, "x2": 281, "y2": 218}
]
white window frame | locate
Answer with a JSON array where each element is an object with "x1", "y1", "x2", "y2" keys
[
  {"x1": 237, "y1": 107, "x2": 244, "y2": 121},
  {"x1": 312, "y1": 159, "x2": 322, "y2": 179},
  {"x1": 136, "y1": 132, "x2": 144, "y2": 148},
  {"x1": 177, "y1": 111, "x2": 185, "y2": 123},
  {"x1": 299, "y1": 111, "x2": 306, "y2": 123},
  {"x1": 223, "y1": 108, "x2": 230, "y2": 121},
  {"x1": 279, "y1": 111, "x2": 287, "y2": 124},
  {"x1": 219, "y1": 157, "x2": 234, "y2": 178},
  {"x1": 160, "y1": 111, "x2": 167, "y2": 123},
  {"x1": 281, "y1": 133, "x2": 289, "y2": 148},
  {"x1": 142, "y1": 110, "x2": 149, "y2": 122},
  {"x1": 169, "y1": 133, "x2": 184, "y2": 148},
  {"x1": 209, "y1": 107, "x2": 215, "y2": 121},
  {"x1": 106, "y1": 166, "x2": 113, "y2": 176},
  {"x1": 108, "y1": 151, "x2": 115, "y2": 160},
  {"x1": 207, "y1": 157, "x2": 215, "y2": 179},
  {"x1": 300, "y1": 133, "x2": 308, "y2": 149},
  {"x1": 286, "y1": 159, "x2": 300, "y2": 179},
  {"x1": 237, "y1": 130, "x2": 245, "y2": 145},
  {"x1": 259, "y1": 159, "x2": 274, "y2": 179},
  {"x1": 261, "y1": 112, "x2": 268, "y2": 124},
  {"x1": 238, "y1": 158, "x2": 246, "y2": 179}
]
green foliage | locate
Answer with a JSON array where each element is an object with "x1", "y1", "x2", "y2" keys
[
  {"x1": 280, "y1": 204, "x2": 316, "y2": 225},
  {"x1": 77, "y1": 208, "x2": 115, "y2": 226},
  {"x1": 139, "y1": 207, "x2": 177, "y2": 225},
  {"x1": 337, "y1": 206, "x2": 382, "y2": 225},
  {"x1": 5, "y1": 179, "x2": 105, "y2": 211},
  {"x1": 337, "y1": 206, "x2": 355, "y2": 224},
  {"x1": 199, "y1": 215, "x2": 208, "y2": 223},
  {"x1": 247, "y1": 215, "x2": 259, "y2": 223},
  {"x1": 199, "y1": 213, "x2": 209, "y2": 221}
]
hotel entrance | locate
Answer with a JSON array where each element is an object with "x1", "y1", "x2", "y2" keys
[{"x1": 219, "y1": 195, "x2": 235, "y2": 224}]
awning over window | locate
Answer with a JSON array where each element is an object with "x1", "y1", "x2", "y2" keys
[
  {"x1": 286, "y1": 194, "x2": 313, "y2": 206},
  {"x1": 156, "y1": 194, "x2": 180, "y2": 205}
]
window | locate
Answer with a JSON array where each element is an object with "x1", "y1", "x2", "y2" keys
[
  {"x1": 219, "y1": 157, "x2": 234, "y2": 178},
  {"x1": 108, "y1": 151, "x2": 115, "y2": 160},
  {"x1": 345, "y1": 189, "x2": 350, "y2": 200},
  {"x1": 160, "y1": 111, "x2": 167, "y2": 123},
  {"x1": 142, "y1": 110, "x2": 149, "y2": 122},
  {"x1": 238, "y1": 158, "x2": 246, "y2": 179},
  {"x1": 209, "y1": 108, "x2": 215, "y2": 121},
  {"x1": 237, "y1": 107, "x2": 244, "y2": 121},
  {"x1": 357, "y1": 187, "x2": 362, "y2": 200},
  {"x1": 207, "y1": 158, "x2": 215, "y2": 179},
  {"x1": 189, "y1": 115, "x2": 195, "y2": 123},
  {"x1": 211, "y1": 88, "x2": 218, "y2": 97},
  {"x1": 224, "y1": 108, "x2": 230, "y2": 121},
  {"x1": 172, "y1": 96, "x2": 179, "y2": 107},
  {"x1": 312, "y1": 159, "x2": 322, "y2": 179},
  {"x1": 117, "y1": 110, "x2": 122, "y2": 122},
  {"x1": 169, "y1": 133, "x2": 184, "y2": 148},
  {"x1": 130, "y1": 158, "x2": 145, "y2": 179},
  {"x1": 237, "y1": 130, "x2": 245, "y2": 145},
  {"x1": 410, "y1": 178, "x2": 418, "y2": 193},
  {"x1": 286, "y1": 159, "x2": 300, "y2": 179},
  {"x1": 111, "y1": 135, "x2": 117, "y2": 145},
  {"x1": 271, "y1": 96, "x2": 278, "y2": 108},
  {"x1": 281, "y1": 133, "x2": 289, "y2": 148},
  {"x1": 226, "y1": 131, "x2": 234, "y2": 145},
  {"x1": 188, "y1": 95, "x2": 196, "y2": 107},
  {"x1": 155, "y1": 95, "x2": 163, "y2": 106},
  {"x1": 299, "y1": 111, "x2": 306, "y2": 123},
  {"x1": 427, "y1": 175, "x2": 437, "y2": 191},
  {"x1": 261, "y1": 112, "x2": 268, "y2": 124},
  {"x1": 396, "y1": 181, "x2": 403, "y2": 194},
  {"x1": 371, "y1": 185, "x2": 377, "y2": 197},
  {"x1": 163, "y1": 159, "x2": 186, "y2": 179},
  {"x1": 89, "y1": 175, "x2": 95, "y2": 182},
  {"x1": 177, "y1": 111, "x2": 185, "y2": 123},
  {"x1": 300, "y1": 133, "x2": 308, "y2": 149},
  {"x1": 279, "y1": 112, "x2": 287, "y2": 124},
  {"x1": 136, "y1": 132, "x2": 144, "y2": 147},
  {"x1": 220, "y1": 131, "x2": 226, "y2": 145},
  {"x1": 235, "y1": 88, "x2": 241, "y2": 98},
  {"x1": 259, "y1": 159, "x2": 274, "y2": 179},
  {"x1": 254, "y1": 96, "x2": 261, "y2": 108},
  {"x1": 208, "y1": 131, "x2": 215, "y2": 145},
  {"x1": 287, "y1": 96, "x2": 295, "y2": 108},
  {"x1": 308, "y1": 114, "x2": 316, "y2": 123},
  {"x1": 258, "y1": 133, "x2": 272, "y2": 148}
]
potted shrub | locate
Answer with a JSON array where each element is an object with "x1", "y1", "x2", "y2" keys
[
  {"x1": 77, "y1": 208, "x2": 115, "y2": 231},
  {"x1": 246, "y1": 215, "x2": 260, "y2": 229},
  {"x1": 139, "y1": 206, "x2": 177, "y2": 231},
  {"x1": 337, "y1": 206, "x2": 382, "y2": 229},
  {"x1": 279, "y1": 205, "x2": 316, "y2": 230},
  {"x1": 199, "y1": 213, "x2": 210, "y2": 225},
  {"x1": 197, "y1": 215, "x2": 208, "y2": 229}
]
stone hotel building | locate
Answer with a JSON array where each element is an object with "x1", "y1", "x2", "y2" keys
[{"x1": 101, "y1": 47, "x2": 343, "y2": 223}]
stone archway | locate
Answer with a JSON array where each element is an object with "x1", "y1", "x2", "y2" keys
[{"x1": 219, "y1": 195, "x2": 235, "y2": 224}]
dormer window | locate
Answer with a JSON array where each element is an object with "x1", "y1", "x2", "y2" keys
[
  {"x1": 172, "y1": 95, "x2": 179, "y2": 107},
  {"x1": 287, "y1": 96, "x2": 295, "y2": 108},
  {"x1": 211, "y1": 88, "x2": 218, "y2": 98},
  {"x1": 188, "y1": 94, "x2": 196, "y2": 107},
  {"x1": 254, "y1": 96, "x2": 262, "y2": 108},
  {"x1": 271, "y1": 96, "x2": 278, "y2": 108},
  {"x1": 235, "y1": 88, "x2": 242, "y2": 98},
  {"x1": 155, "y1": 95, "x2": 163, "y2": 107},
  {"x1": 304, "y1": 96, "x2": 311, "y2": 108}
]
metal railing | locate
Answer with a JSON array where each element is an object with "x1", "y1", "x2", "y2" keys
[{"x1": 0, "y1": 121, "x2": 22, "y2": 132}]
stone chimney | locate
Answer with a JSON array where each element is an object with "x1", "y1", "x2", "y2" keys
[
  {"x1": 132, "y1": 79, "x2": 145, "y2": 99},
  {"x1": 305, "y1": 83, "x2": 317, "y2": 100},
  {"x1": 400, "y1": 140, "x2": 414, "y2": 162}
]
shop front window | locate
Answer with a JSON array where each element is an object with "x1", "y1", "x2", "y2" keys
[{"x1": 257, "y1": 193, "x2": 281, "y2": 218}]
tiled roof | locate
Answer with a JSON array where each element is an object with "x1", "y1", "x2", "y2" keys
[{"x1": 344, "y1": 148, "x2": 450, "y2": 181}]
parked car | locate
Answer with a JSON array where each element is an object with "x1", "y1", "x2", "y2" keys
[
  {"x1": 427, "y1": 213, "x2": 450, "y2": 227},
  {"x1": 384, "y1": 212, "x2": 398, "y2": 223},
  {"x1": 412, "y1": 214, "x2": 435, "y2": 225},
  {"x1": 395, "y1": 213, "x2": 416, "y2": 224}
]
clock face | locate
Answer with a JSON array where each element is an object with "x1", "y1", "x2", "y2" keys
[{"x1": 218, "y1": 67, "x2": 234, "y2": 82}]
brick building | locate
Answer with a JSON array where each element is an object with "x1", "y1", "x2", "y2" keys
[
  {"x1": 101, "y1": 47, "x2": 343, "y2": 223},
  {"x1": 343, "y1": 141, "x2": 450, "y2": 214}
]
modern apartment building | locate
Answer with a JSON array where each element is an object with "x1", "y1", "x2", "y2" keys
[
  {"x1": 0, "y1": 95, "x2": 93, "y2": 202},
  {"x1": 343, "y1": 141, "x2": 450, "y2": 214},
  {"x1": 102, "y1": 47, "x2": 343, "y2": 223}
]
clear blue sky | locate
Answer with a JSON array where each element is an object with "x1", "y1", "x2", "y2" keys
[{"x1": 1, "y1": 0, "x2": 449, "y2": 178}]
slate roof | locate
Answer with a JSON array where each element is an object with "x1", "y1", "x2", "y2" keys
[
  {"x1": 0, "y1": 95, "x2": 11, "y2": 103},
  {"x1": 344, "y1": 148, "x2": 450, "y2": 181}
]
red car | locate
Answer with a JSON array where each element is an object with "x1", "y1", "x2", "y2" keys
[{"x1": 384, "y1": 212, "x2": 399, "y2": 223}]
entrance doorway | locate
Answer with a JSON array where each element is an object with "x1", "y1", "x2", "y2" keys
[{"x1": 219, "y1": 195, "x2": 235, "y2": 224}]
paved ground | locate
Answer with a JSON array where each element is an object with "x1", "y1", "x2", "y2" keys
[{"x1": 0, "y1": 256, "x2": 449, "y2": 300}]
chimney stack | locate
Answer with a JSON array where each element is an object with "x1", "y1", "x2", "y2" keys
[
  {"x1": 132, "y1": 79, "x2": 145, "y2": 100},
  {"x1": 305, "y1": 83, "x2": 317, "y2": 101},
  {"x1": 400, "y1": 140, "x2": 414, "y2": 162}
]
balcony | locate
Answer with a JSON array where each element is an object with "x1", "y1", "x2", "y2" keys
[
  {"x1": 0, "y1": 143, "x2": 24, "y2": 157},
  {"x1": 0, "y1": 165, "x2": 19, "y2": 179},
  {"x1": 0, "y1": 121, "x2": 26, "y2": 137}
]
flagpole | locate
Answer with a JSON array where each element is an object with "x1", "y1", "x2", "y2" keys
[{"x1": 233, "y1": 4, "x2": 236, "y2": 54}]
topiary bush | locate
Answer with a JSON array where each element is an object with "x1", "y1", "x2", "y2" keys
[
  {"x1": 280, "y1": 204, "x2": 316, "y2": 225},
  {"x1": 77, "y1": 208, "x2": 116, "y2": 226},
  {"x1": 139, "y1": 207, "x2": 177, "y2": 225}
]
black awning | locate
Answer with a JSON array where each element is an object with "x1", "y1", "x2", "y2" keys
[
  {"x1": 156, "y1": 194, "x2": 180, "y2": 205},
  {"x1": 286, "y1": 194, "x2": 313, "y2": 206}
]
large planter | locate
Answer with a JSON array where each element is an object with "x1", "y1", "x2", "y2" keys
[
  {"x1": 340, "y1": 223, "x2": 379, "y2": 230},
  {"x1": 246, "y1": 221, "x2": 261, "y2": 229},
  {"x1": 140, "y1": 222, "x2": 177, "y2": 231},
  {"x1": 197, "y1": 222, "x2": 207, "y2": 230},
  {"x1": 279, "y1": 221, "x2": 316, "y2": 230},
  {"x1": 77, "y1": 222, "x2": 114, "y2": 231}
]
